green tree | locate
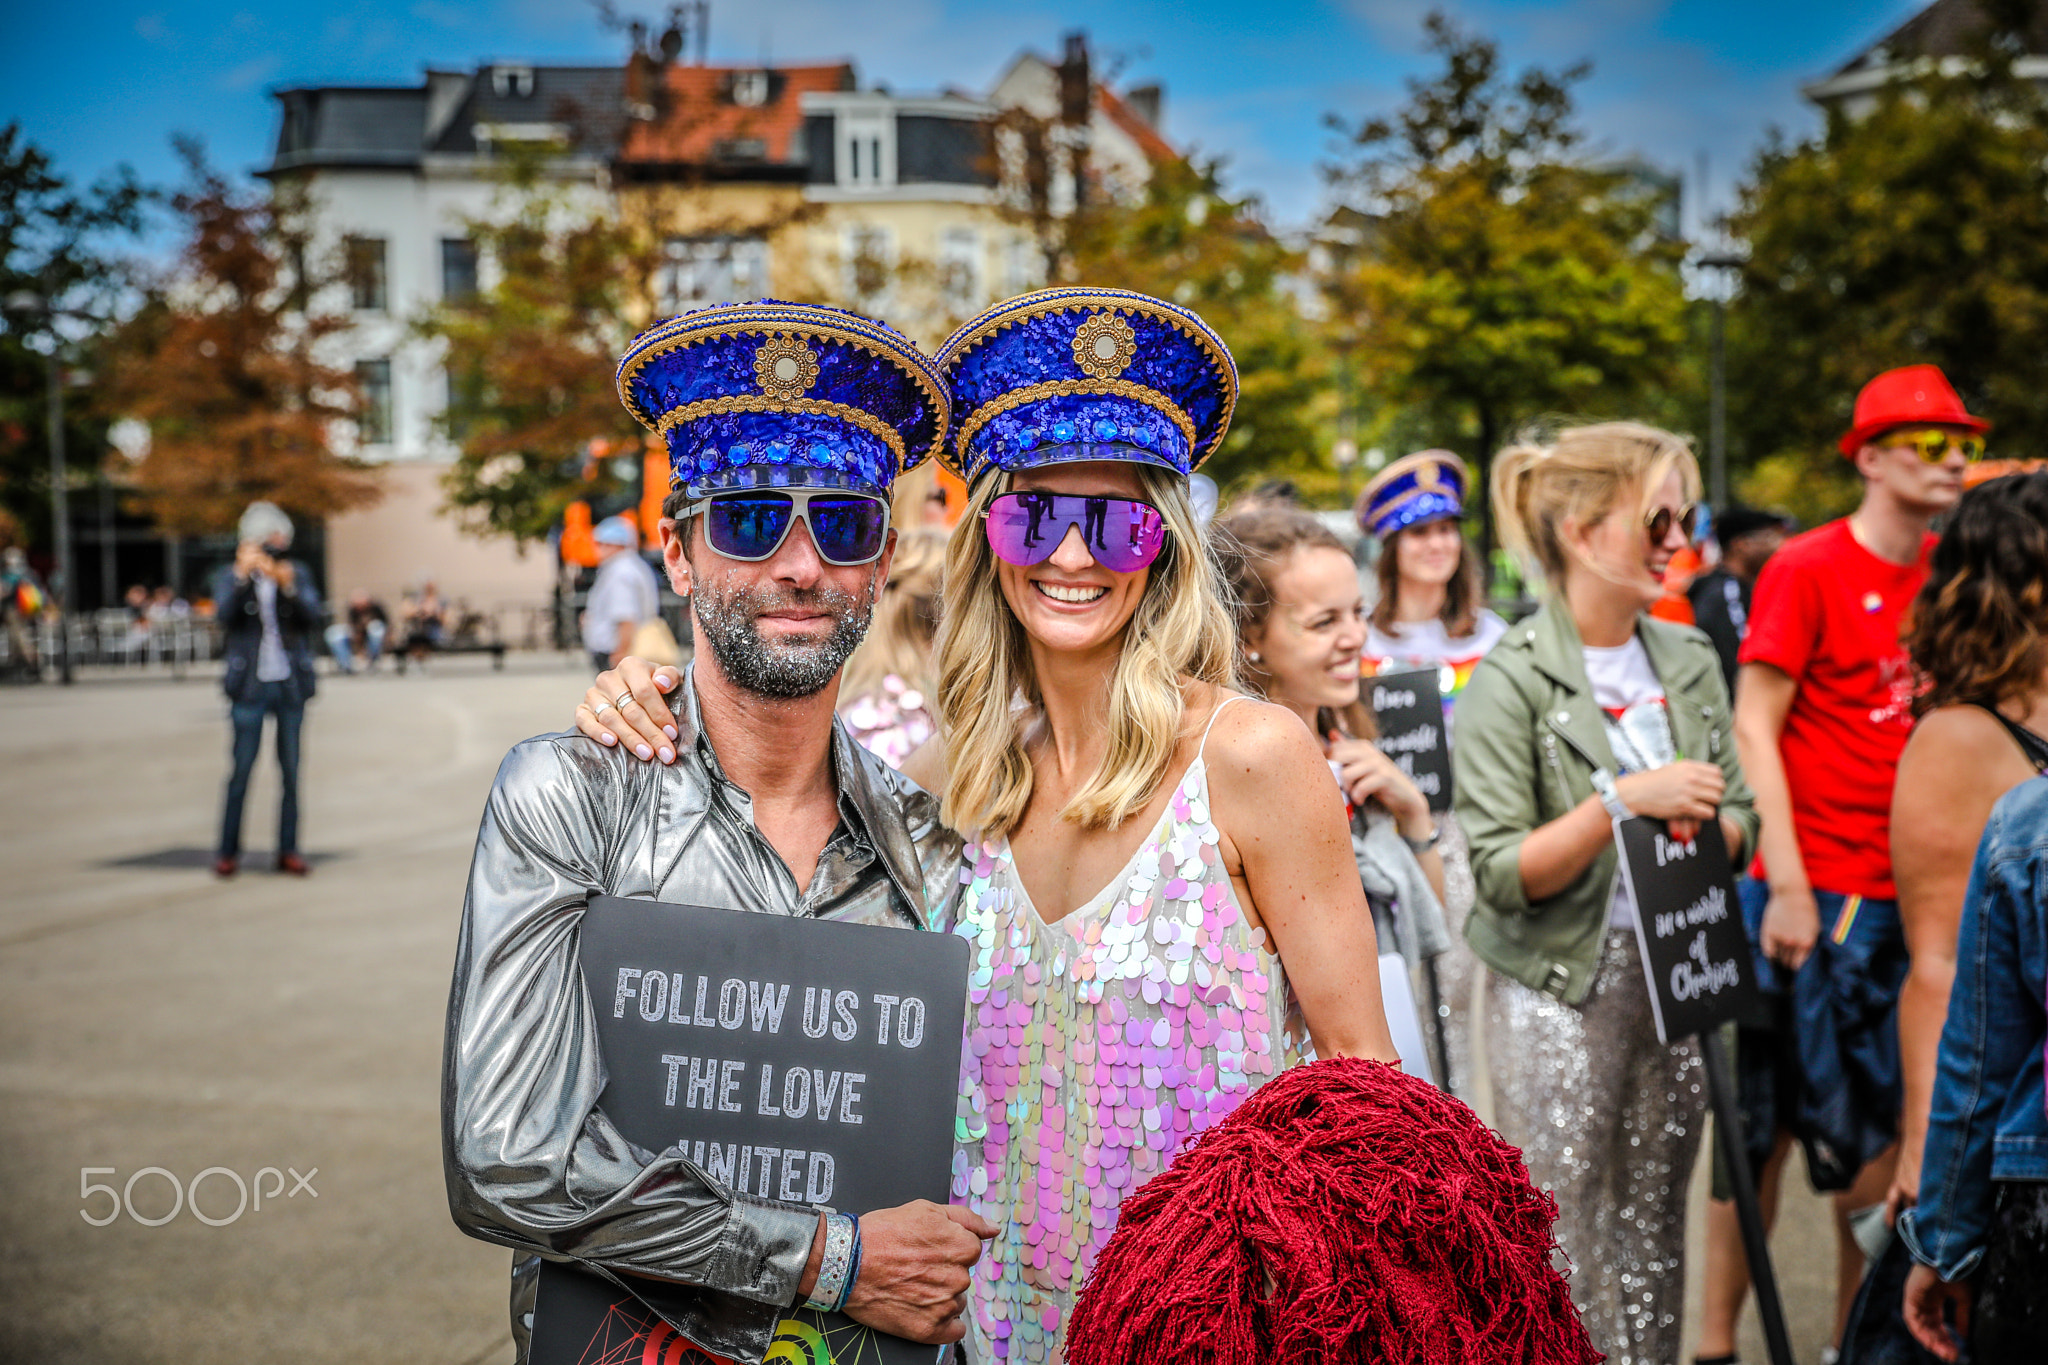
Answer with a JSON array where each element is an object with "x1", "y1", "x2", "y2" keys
[
  {"x1": 1725, "y1": 17, "x2": 2048, "y2": 518},
  {"x1": 98, "y1": 142, "x2": 379, "y2": 535},
  {"x1": 1325, "y1": 11, "x2": 1689, "y2": 549},
  {"x1": 1055, "y1": 157, "x2": 1330, "y2": 497},
  {"x1": 0, "y1": 123, "x2": 146, "y2": 555},
  {"x1": 415, "y1": 170, "x2": 649, "y2": 547}
]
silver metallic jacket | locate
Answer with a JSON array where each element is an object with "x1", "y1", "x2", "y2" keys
[{"x1": 442, "y1": 670, "x2": 961, "y2": 1363}]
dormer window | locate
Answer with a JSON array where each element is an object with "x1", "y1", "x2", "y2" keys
[
  {"x1": 491, "y1": 65, "x2": 535, "y2": 98},
  {"x1": 731, "y1": 70, "x2": 770, "y2": 107}
]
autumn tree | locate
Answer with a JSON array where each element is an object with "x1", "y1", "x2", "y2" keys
[
  {"x1": 415, "y1": 169, "x2": 650, "y2": 547},
  {"x1": 1325, "y1": 11, "x2": 1689, "y2": 549},
  {"x1": 0, "y1": 123, "x2": 146, "y2": 553},
  {"x1": 1724, "y1": 9, "x2": 2048, "y2": 525},
  {"x1": 98, "y1": 142, "x2": 379, "y2": 535}
]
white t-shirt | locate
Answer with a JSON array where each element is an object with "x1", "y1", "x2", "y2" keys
[
  {"x1": 1582, "y1": 636, "x2": 1675, "y2": 928},
  {"x1": 582, "y1": 550, "x2": 661, "y2": 656},
  {"x1": 1363, "y1": 609, "x2": 1509, "y2": 714}
]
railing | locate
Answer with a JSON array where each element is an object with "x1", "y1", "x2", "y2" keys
[{"x1": 0, "y1": 600, "x2": 574, "y2": 680}]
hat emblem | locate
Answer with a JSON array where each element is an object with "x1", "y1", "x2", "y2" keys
[
  {"x1": 1072, "y1": 311, "x2": 1137, "y2": 380},
  {"x1": 754, "y1": 335, "x2": 820, "y2": 401},
  {"x1": 1416, "y1": 461, "x2": 1441, "y2": 491}
]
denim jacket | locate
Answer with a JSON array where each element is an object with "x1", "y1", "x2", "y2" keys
[{"x1": 1896, "y1": 776, "x2": 2048, "y2": 1282}]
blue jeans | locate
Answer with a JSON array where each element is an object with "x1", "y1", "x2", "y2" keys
[
  {"x1": 219, "y1": 679, "x2": 304, "y2": 857},
  {"x1": 325, "y1": 620, "x2": 384, "y2": 671},
  {"x1": 1739, "y1": 881, "x2": 1908, "y2": 1189}
]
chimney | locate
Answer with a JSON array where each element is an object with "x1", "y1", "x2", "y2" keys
[
  {"x1": 1124, "y1": 82, "x2": 1162, "y2": 128},
  {"x1": 1058, "y1": 31, "x2": 1091, "y2": 127}
]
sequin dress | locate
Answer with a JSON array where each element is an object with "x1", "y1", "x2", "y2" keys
[{"x1": 949, "y1": 706, "x2": 1311, "y2": 1363}]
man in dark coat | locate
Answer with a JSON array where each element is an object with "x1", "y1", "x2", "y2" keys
[{"x1": 213, "y1": 501, "x2": 322, "y2": 877}]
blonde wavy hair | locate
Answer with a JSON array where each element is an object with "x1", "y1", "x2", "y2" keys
[
  {"x1": 934, "y1": 465, "x2": 1239, "y2": 837},
  {"x1": 839, "y1": 528, "x2": 945, "y2": 702},
  {"x1": 1490, "y1": 421, "x2": 1703, "y2": 588}
]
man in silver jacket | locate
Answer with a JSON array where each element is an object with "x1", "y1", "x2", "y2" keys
[{"x1": 443, "y1": 302, "x2": 991, "y2": 1364}]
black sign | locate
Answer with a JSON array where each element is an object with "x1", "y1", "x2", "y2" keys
[
  {"x1": 528, "y1": 895, "x2": 970, "y2": 1365},
  {"x1": 1369, "y1": 668, "x2": 1453, "y2": 813},
  {"x1": 1612, "y1": 817, "x2": 1765, "y2": 1043}
]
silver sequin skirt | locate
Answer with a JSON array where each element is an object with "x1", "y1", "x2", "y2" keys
[{"x1": 1485, "y1": 926, "x2": 1704, "y2": 1365}]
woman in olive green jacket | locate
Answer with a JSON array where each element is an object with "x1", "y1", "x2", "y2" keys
[{"x1": 1452, "y1": 423, "x2": 1758, "y2": 1365}]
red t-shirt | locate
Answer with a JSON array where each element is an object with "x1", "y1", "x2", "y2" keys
[{"x1": 1739, "y1": 519, "x2": 1935, "y2": 898}]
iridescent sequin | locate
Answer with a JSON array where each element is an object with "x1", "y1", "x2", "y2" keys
[
  {"x1": 950, "y1": 758, "x2": 1309, "y2": 1363},
  {"x1": 1484, "y1": 927, "x2": 1703, "y2": 1365}
]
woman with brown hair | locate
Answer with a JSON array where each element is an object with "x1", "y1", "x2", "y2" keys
[
  {"x1": 1213, "y1": 502, "x2": 1451, "y2": 1075},
  {"x1": 1886, "y1": 471, "x2": 2048, "y2": 1223},
  {"x1": 1355, "y1": 450, "x2": 1507, "y2": 1099}
]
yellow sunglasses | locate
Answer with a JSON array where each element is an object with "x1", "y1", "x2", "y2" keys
[{"x1": 1885, "y1": 428, "x2": 1986, "y2": 463}]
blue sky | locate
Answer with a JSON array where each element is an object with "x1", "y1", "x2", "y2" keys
[{"x1": 4, "y1": 0, "x2": 1922, "y2": 239}]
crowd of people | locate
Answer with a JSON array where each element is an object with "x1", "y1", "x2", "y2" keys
[{"x1": 430, "y1": 289, "x2": 2044, "y2": 1365}]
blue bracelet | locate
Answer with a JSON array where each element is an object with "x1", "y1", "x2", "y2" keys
[{"x1": 835, "y1": 1217, "x2": 863, "y2": 1314}]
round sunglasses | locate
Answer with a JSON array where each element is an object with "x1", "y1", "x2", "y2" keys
[
  {"x1": 1643, "y1": 502, "x2": 1700, "y2": 545},
  {"x1": 982, "y1": 491, "x2": 1167, "y2": 574},
  {"x1": 683, "y1": 490, "x2": 892, "y2": 567}
]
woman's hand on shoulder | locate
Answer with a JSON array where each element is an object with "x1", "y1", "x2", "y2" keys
[{"x1": 575, "y1": 657, "x2": 682, "y2": 763}]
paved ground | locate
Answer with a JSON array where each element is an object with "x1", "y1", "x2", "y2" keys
[{"x1": 0, "y1": 658, "x2": 1843, "y2": 1363}]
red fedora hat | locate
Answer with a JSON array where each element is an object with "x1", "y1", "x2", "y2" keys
[{"x1": 1839, "y1": 365, "x2": 1989, "y2": 456}]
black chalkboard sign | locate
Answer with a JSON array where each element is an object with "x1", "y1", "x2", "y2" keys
[
  {"x1": 1368, "y1": 668, "x2": 1454, "y2": 813},
  {"x1": 527, "y1": 895, "x2": 970, "y2": 1365},
  {"x1": 1612, "y1": 817, "x2": 1764, "y2": 1044}
]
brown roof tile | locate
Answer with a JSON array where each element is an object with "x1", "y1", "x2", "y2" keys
[{"x1": 619, "y1": 61, "x2": 854, "y2": 167}]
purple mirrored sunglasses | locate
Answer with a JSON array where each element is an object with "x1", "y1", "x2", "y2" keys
[{"x1": 982, "y1": 491, "x2": 1168, "y2": 574}]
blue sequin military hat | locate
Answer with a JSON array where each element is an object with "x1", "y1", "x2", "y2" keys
[
  {"x1": 615, "y1": 300, "x2": 949, "y2": 497},
  {"x1": 1357, "y1": 449, "x2": 1469, "y2": 540},
  {"x1": 934, "y1": 288, "x2": 1237, "y2": 483}
]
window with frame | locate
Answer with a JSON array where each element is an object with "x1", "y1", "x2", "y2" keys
[
  {"x1": 440, "y1": 238, "x2": 479, "y2": 302},
  {"x1": 345, "y1": 236, "x2": 388, "y2": 312},
  {"x1": 656, "y1": 236, "x2": 770, "y2": 313},
  {"x1": 356, "y1": 359, "x2": 394, "y2": 446}
]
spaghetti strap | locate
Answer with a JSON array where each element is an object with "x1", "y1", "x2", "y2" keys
[{"x1": 1197, "y1": 692, "x2": 1255, "y2": 759}]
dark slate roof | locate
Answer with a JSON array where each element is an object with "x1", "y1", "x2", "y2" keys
[
  {"x1": 1834, "y1": 0, "x2": 2048, "y2": 74},
  {"x1": 270, "y1": 88, "x2": 431, "y2": 171},
  {"x1": 266, "y1": 64, "x2": 627, "y2": 173},
  {"x1": 427, "y1": 65, "x2": 627, "y2": 158}
]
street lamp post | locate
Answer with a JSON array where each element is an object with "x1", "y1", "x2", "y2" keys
[
  {"x1": 7, "y1": 288, "x2": 76, "y2": 684},
  {"x1": 1697, "y1": 252, "x2": 1744, "y2": 511}
]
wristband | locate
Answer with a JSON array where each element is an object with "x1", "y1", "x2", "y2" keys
[
  {"x1": 1591, "y1": 769, "x2": 1633, "y2": 822},
  {"x1": 1400, "y1": 823, "x2": 1440, "y2": 855},
  {"x1": 804, "y1": 1211, "x2": 856, "y2": 1314},
  {"x1": 840, "y1": 1216, "x2": 863, "y2": 1313}
]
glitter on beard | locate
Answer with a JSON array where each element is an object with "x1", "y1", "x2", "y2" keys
[{"x1": 691, "y1": 575, "x2": 876, "y2": 699}]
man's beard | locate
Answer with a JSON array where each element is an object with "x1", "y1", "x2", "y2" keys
[{"x1": 691, "y1": 576, "x2": 876, "y2": 699}]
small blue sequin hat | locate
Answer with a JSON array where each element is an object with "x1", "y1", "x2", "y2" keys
[
  {"x1": 615, "y1": 300, "x2": 949, "y2": 497},
  {"x1": 933, "y1": 288, "x2": 1238, "y2": 483},
  {"x1": 1357, "y1": 449, "x2": 1468, "y2": 540}
]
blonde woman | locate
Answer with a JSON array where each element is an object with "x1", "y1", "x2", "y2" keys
[
  {"x1": 1452, "y1": 422, "x2": 1758, "y2": 1365},
  {"x1": 580, "y1": 290, "x2": 1401, "y2": 1361},
  {"x1": 838, "y1": 528, "x2": 946, "y2": 767}
]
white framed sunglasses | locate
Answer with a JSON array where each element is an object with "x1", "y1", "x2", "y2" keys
[{"x1": 681, "y1": 489, "x2": 893, "y2": 566}]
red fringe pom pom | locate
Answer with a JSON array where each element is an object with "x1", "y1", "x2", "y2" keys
[{"x1": 1063, "y1": 1058, "x2": 1602, "y2": 1365}]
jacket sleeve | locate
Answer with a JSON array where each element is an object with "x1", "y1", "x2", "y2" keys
[
  {"x1": 1897, "y1": 808, "x2": 2035, "y2": 1282},
  {"x1": 441, "y1": 737, "x2": 817, "y2": 1340},
  {"x1": 1451, "y1": 657, "x2": 1543, "y2": 918}
]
